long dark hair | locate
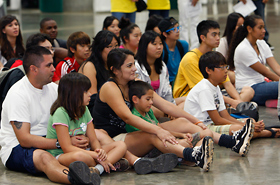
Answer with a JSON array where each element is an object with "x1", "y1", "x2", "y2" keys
[
  {"x1": 0, "y1": 15, "x2": 25, "y2": 61},
  {"x1": 119, "y1": 17, "x2": 139, "y2": 44},
  {"x1": 50, "y1": 73, "x2": 91, "y2": 121},
  {"x1": 107, "y1": 48, "x2": 134, "y2": 78},
  {"x1": 227, "y1": 15, "x2": 262, "y2": 70},
  {"x1": 136, "y1": 31, "x2": 163, "y2": 75},
  {"x1": 80, "y1": 30, "x2": 120, "y2": 82},
  {"x1": 223, "y1": 13, "x2": 244, "y2": 48}
]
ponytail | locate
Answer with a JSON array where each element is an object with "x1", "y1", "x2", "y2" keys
[{"x1": 227, "y1": 25, "x2": 247, "y2": 70}]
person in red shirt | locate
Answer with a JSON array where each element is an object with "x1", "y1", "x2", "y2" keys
[{"x1": 53, "y1": 31, "x2": 90, "y2": 82}]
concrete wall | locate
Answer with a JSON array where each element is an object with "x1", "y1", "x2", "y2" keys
[{"x1": 63, "y1": 0, "x2": 93, "y2": 12}]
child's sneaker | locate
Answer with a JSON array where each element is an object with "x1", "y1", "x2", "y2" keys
[
  {"x1": 113, "y1": 158, "x2": 130, "y2": 172},
  {"x1": 63, "y1": 161, "x2": 101, "y2": 185},
  {"x1": 231, "y1": 118, "x2": 255, "y2": 157},
  {"x1": 192, "y1": 136, "x2": 214, "y2": 172},
  {"x1": 134, "y1": 153, "x2": 178, "y2": 175},
  {"x1": 89, "y1": 167, "x2": 100, "y2": 175}
]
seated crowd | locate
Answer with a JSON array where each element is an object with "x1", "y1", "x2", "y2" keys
[{"x1": 0, "y1": 10, "x2": 279, "y2": 185}]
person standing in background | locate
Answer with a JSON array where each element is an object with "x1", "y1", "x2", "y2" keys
[
  {"x1": 177, "y1": 0, "x2": 201, "y2": 50},
  {"x1": 146, "y1": 0, "x2": 170, "y2": 18},
  {"x1": 111, "y1": 0, "x2": 137, "y2": 23}
]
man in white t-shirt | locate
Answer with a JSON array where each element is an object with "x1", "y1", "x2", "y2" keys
[{"x1": 0, "y1": 46, "x2": 99, "y2": 185}]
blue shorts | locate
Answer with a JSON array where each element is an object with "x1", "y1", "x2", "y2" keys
[{"x1": 5, "y1": 144, "x2": 40, "y2": 175}]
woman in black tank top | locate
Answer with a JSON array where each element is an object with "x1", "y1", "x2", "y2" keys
[{"x1": 92, "y1": 49, "x2": 217, "y2": 172}]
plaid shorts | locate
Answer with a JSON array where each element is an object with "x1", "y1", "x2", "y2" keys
[{"x1": 206, "y1": 118, "x2": 246, "y2": 135}]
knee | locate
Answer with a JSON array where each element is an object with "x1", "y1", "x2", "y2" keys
[
  {"x1": 71, "y1": 151, "x2": 92, "y2": 162},
  {"x1": 38, "y1": 151, "x2": 58, "y2": 165},
  {"x1": 242, "y1": 86, "x2": 255, "y2": 97},
  {"x1": 177, "y1": 117, "x2": 191, "y2": 124},
  {"x1": 114, "y1": 141, "x2": 127, "y2": 151},
  {"x1": 200, "y1": 128, "x2": 213, "y2": 138}
]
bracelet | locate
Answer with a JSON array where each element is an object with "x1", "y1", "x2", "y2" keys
[{"x1": 194, "y1": 121, "x2": 203, "y2": 125}]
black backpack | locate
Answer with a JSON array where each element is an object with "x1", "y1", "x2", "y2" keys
[{"x1": 0, "y1": 65, "x2": 25, "y2": 121}]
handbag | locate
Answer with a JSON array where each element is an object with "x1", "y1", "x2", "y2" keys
[{"x1": 136, "y1": 0, "x2": 147, "y2": 12}]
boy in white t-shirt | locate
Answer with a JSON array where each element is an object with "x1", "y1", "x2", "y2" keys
[
  {"x1": 184, "y1": 51, "x2": 279, "y2": 139},
  {"x1": 184, "y1": 51, "x2": 245, "y2": 134}
]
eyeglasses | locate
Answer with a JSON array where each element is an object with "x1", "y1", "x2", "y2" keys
[
  {"x1": 165, "y1": 26, "x2": 181, "y2": 33},
  {"x1": 106, "y1": 44, "x2": 119, "y2": 49},
  {"x1": 215, "y1": 65, "x2": 229, "y2": 70}
]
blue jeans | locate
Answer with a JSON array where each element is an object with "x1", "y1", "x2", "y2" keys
[
  {"x1": 148, "y1": 10, "x2": 169, "y2": 18},
  {"x1": 251, "y1": 81, "x2": 278, "y2": 105},
  {"x1": 112, "y1": 12, "x2": 136, "y2": 23},
  {"x1": 253, "y1": 0, "x2": 269, "y2": 42}
]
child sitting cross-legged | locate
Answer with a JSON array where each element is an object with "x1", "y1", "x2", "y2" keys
[
  {"x1": 127, "y1": 80, "x2": 197, "y2": 145},
  {"x1": 127, "y1": 80, "x2": 215, "y2": 171},
  {"x1": 47, "y1": 73, "x2": 130, "y2": 185},
  {"x1": 184, "y1": 51, "x2": 257, "y2": 142}
]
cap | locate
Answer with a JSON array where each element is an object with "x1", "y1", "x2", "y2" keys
[{"x1": 158, "y1": 17, "x2": 178, "y2": 33}]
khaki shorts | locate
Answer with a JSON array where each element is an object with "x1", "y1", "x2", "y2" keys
[{"x1": 113, "y1": 133, "x2": 128, "y2": 141}]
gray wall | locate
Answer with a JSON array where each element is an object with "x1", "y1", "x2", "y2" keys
[{"x1": 63, "y1": 0, "x2": 93, "y2": 12}]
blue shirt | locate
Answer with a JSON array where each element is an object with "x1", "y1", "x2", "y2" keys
[{"x1": 162, "y1": 39, "x2": 189, "y2": 82}]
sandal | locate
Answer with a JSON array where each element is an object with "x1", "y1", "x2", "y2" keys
[{"x1": 265, "y1": 127, "x2": 280, "y2": 138}]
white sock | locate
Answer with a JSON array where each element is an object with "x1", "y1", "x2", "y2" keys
[
  {"x1": 133, "y1": 158, "x2": 141, "y2": 165},
  {"x1": 95, "y1": 164, "x2": 104, "y2": 175}
]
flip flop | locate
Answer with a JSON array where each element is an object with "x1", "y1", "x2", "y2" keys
[{"x1": 264, "y1": 127, "x2": 280, "y2": 138}]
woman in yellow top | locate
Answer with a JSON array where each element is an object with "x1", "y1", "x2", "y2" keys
[
  {"x1": 111, "y1": 0, "x2": 137, "y2": 23},
  {"x1": 147, "y1": 0, "x2": 170, "y2": 18}
]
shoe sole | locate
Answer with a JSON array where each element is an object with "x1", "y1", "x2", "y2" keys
[
  {"x1": 134, "y1": 153, "x2": 178, "y2": 175},
  {"x1": 201, "y1": 136, "x2": 214, "y2": 172},
  {"x1": 115, "y1": 158, "x2": 130, "y2": 172},
  {"x1": 239, "y1": 119, "x2": 255, "y2": 157},
  {"x1": 69, "y1": 161, "x2": 101, "y2": 185}
]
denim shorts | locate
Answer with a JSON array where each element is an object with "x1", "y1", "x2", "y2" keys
[
  {"x1": 251, "y1": 81, "x2": 278, "y2": 105},
  {"x1": 5, "y1": 144, "x2": 39, "y2": 175}
]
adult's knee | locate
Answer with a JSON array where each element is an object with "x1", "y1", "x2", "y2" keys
[
  {"x1": 176, "y1": 117, "x2": 192, "y2": 124},
  {"x1": 241, "y1": 86, "x2": 255, "y2": 99},
  {"x1": 37, "y1": 151, "x2": 57, "y2": 166}
]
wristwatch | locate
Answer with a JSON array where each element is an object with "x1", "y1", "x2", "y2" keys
[{"x1": 56, "y1": 139, "x2": 61, "y2": 149}]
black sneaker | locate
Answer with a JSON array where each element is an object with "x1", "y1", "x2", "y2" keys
[
  {"x1": 63, "y1": 161, "x2": 101, "y2": 185},
  {"x1": 231, "y1": 118, "x2": 255, "y2": 157},
  {"x1": 192, "y1": 136, "x2": 214, "y2": 172},
  {"x1": 113, "y1": 158, "x2": 130, "y2": 172},
  {"x1": 134, "y1": 153, "x2": 178, "y2": 175}
]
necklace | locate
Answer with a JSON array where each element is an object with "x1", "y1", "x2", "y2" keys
[{"x1": 248, "y1": 39, "x2": 264, "y2": 65}]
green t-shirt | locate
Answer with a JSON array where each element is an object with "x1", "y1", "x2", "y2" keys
[
  {"x1": 126, "y1": 107, "x2": 158, "y2": 133},
  {"x1": 46, "y1": 106, "x2": 92, "y2": 157}
]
